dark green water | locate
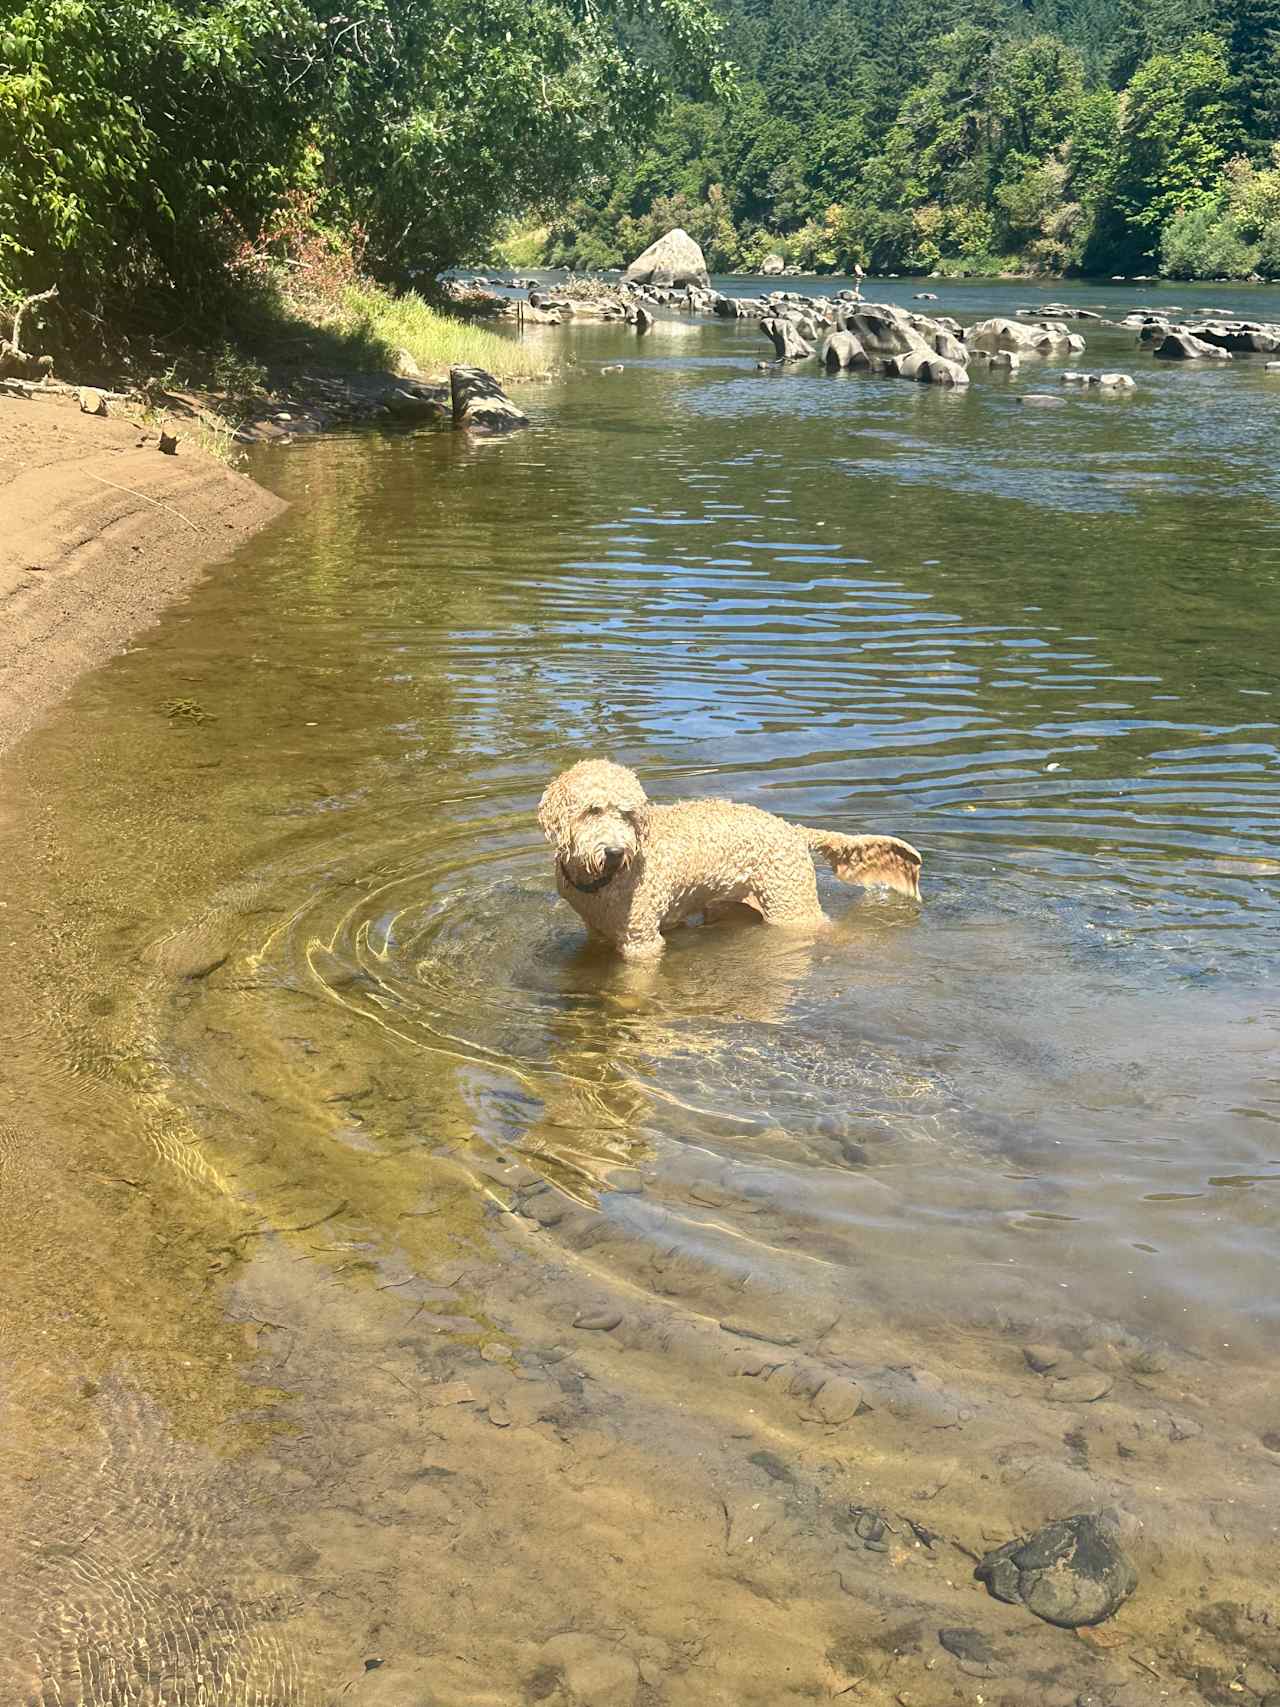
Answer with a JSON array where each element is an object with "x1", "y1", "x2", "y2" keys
[{"x1": 4, "y1": 279, "x2": 1280, "y2": 1705}]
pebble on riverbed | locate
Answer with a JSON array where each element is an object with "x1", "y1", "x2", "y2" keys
[{"x1": 976, "y1": 1513, "x2": 1137, "y2": 1628}]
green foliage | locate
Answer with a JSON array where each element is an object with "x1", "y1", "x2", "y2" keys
[
  {"x1": 548, "y1": 0, "x2": 1279, "y2": 281},
  {"x1": 1160, "y1": 203, "x2": 1260, "y2": 276},
  {"x1": 1161, "y1": 145, "x2": 1280, "y2": 277},
  {"x1": 0, "y1": 0, "x2": 311, "y2": 306},
  {"x1": 1110, "y1": 34, "x2": 1244, "y2": 259},
  {"x1": 0, "y1": 0, "x2": 725, "y2": 317}
]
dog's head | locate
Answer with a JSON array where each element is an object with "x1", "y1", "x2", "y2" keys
[{"x1": 538, "y1": 759, "x2": 651, "y2": 881}]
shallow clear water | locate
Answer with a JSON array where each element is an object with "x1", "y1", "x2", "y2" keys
[{"x1": 4, "y1": 278, "x2": 1280, "y2": 1705}]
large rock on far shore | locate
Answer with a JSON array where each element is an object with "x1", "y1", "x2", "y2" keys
[
  {"x1": 625, "y1": 227, "x2": 710, "y2": 290},
  {"x1": 450, "y1": 365, "x2": 529, "y2": 433}
]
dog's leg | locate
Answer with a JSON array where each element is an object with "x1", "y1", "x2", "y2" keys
[
  {"x1": 749, "y1": 850, "x2": 827, "y2": 928},
  {"x1": 618, "y1": 930, "x2": 666, "y2": 960}
]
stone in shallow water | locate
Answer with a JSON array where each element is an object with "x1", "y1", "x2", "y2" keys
[
  {"x1": 976, "y1": 1512, "x2": 1137, "y2": 1627},
  {"x1": 1046, "y1": 1370, "x2": 1113, "y2": 1403},
  {"x1": 938, "y1": 1627, "x2": 998, "y2": 1672}
]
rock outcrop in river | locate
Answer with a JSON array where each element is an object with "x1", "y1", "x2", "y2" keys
[
  {"x1": 450, "y1": 366, "x2": 529, "y2": 432},
  {"x1": 624, "y1": 227, "x2": 710, "y2": 290}
]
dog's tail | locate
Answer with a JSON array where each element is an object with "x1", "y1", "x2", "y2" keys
[{"x1": 802, "y1": 826, "x2": 922, "y2": 899}]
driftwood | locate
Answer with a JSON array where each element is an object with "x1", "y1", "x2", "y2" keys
[{"x1": 1, "y1": 284, "x2": 58, "y2": 380}]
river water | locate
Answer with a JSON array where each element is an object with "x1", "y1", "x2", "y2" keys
[{"x1": 3, "y1": 278, "x2": 1279, "y2": 1706}]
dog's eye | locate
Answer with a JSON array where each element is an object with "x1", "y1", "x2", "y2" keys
[{"x1": 585, "y1": 805, "x2": 603, "y2": 816}]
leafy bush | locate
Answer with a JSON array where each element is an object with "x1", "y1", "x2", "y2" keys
[
  {"x1": 0, "y1": 0, "x2": 724, "y2": 318},
  {"x1": 1160, "y1": 203, "x2": 1261, "y2": 277},
  {"x1": 0, "y1": 0, "x2": 310, "y2": 306}
]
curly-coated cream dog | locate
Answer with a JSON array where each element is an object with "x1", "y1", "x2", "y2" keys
[{"x1": 538, "y1": 759, "x2": 921, "y2": 959}]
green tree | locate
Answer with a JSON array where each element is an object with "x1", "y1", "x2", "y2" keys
[{"x1": 1110, "y1": 32, "x2": 1244, "y2": 261}]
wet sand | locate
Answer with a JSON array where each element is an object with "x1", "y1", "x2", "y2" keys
[{"x1": 0, "y1": 393, "x2": 284, "y2": 755}]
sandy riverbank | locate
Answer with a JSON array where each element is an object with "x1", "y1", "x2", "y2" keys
[{"x1": 0, "y1": 392, "x2": 285, "y2": 755}]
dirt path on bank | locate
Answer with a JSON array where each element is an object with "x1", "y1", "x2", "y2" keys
[{"x1": 0, "y1": 393, "x2": 285, "y2": 755}]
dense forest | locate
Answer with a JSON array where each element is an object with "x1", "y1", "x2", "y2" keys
[{"x1": 545, "y1": 0, "x2": 1280, "y2": 278}]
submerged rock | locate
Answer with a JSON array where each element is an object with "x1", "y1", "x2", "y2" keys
[{"x1": 976, "y1": 1513, "x2": 1137, "y2": 1628}]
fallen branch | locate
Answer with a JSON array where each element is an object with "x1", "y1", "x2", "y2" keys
[
  {"x1": 84, "y1": 471, "x2": 198, "y2": 530},
  {"x1": 10, "y1": 284, "x2": 58, "y2": 358}
]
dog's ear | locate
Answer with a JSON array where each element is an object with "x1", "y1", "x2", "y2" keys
[
  {"x1": 537, "y1": 776, "x2": 572, "y2": 847},
  {"x1": 628, "y1": 799, "x2": 653, "y2": 844}
]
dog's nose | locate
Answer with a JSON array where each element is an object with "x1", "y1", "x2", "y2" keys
[{"x1": 602, "y1": 841, "x2": 628, "y2": 859}]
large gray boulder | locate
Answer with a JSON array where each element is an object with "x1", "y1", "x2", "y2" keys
[
  {"x1": 761, "y1": 317, "x2": 813, "y2": 361},
  {"x1": 916, "y1": 354, "x2": 970, "y2": 387},
  {"x1": 968, "y1": 317, "x2": 1073, "y2": 356},
  {"x1": 1185, "y1": 321, "x2": 1280, "y2": 353},
  {"x1": 761, "y1": 253, "x2": 786, "y2": 276},
  {"x1": 929, "y1": 329, "x2": 968, "y2": 366},
  {"x1": 450, "y1": 365, "x2": 529, "y2": 432},
  {"x1": 821, "y1": 331, "x2": 869, "y2": 371},
  {"x1": 625, "y1": 227, "x2": 710, "y2": 290},
  {"x1": 842, "y1": 304, "x2": 922, "y2": 356},
  {"x1": 1153, "y1": 330, "x2": 1232, "y2": 360}
]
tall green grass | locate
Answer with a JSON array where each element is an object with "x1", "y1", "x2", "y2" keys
[{"x1": 340, "y1": 284, "x2": 549, "y2": 382}]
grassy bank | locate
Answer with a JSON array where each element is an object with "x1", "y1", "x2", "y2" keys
[{"x1": 336, "y1": 283, "x2": 548, "y2": 383}]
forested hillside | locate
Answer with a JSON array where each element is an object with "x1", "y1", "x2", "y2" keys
[{"x1": 545, "y1": 0, "x2": 1280, "y2": 278}]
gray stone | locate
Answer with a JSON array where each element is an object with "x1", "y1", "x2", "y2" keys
[
  {"x1": 761, "y1": 317, "x2": 813, "y2": 362},
  {"x1": 574, "y1": 1309, "x2": 623, "y2": 1331},
  {"x1": 761, "y1": 253, "x2": 786, "y2": 276},
  {"x1": 844, "y1": 304, "x2": 925, "y2": 356},
  {"x1": 811, "y1": 1376, "x2": 864, "y2": 1422},
  {"x1": 821, "y1": 331, "x2": 868, "y2": 371},
  {"x1": 625, "y1": 226, "x2": 710, "y2": 290},
  {"x1": 929, "y1": 330, "x2": 968, "y2": 365},
  {"x1": 915, "y1": 354, "x2": 969, "y2": 387},
  {"x1": 450, "y1": 365, "x2": 529, "y2": 432},
  {"x1": 1153, "y1": 330, "x2": 1232, "y2": 360},
  {"x1": 976, "y1": 1513, "x2": 1137, "y2": 1628},
  {"x1": 1046, "y1": 1371, "x2": 1113, "y2": 1403},
  {"x1": 938, "y1": 1628, "x2": 997, "y2": 1670}
]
